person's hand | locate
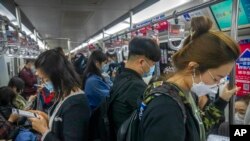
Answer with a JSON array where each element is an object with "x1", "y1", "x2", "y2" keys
[
  {"x1": 198, "y1": 95, "x2": 209, "y2": 110},
  {"x1": 112, "y1": 70, "x2": 116, "y2": 78},
  {"x1": 8, "y1": 114, "x2": 19, "y2": 123},
  {"x1": 28, "y1": 95, "x2": 37, "y2": 102},
  {"x1": 220, "y1": 83, "x2": 241, "y2": 102},
  {"x1": 29, "y1": 115, "x2": 49, "y2": 134},
  {"x1": 29, "y1": 110, "x2": 49, "y2": 123}
]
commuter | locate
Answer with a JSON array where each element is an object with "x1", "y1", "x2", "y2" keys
[
  {"x1": 29, "y1": 49, "x2": 90, "y2": 141},
  {"x1": 138, "y1": 16, "x2": 240, "y2": 141},
  {"x1": 8, "y1": 76, "x2": 27, "y2": 109},
  {"x1": 73, "y1": 52, "x2": 88, "y2": 76},
  {"x1": 19, "y1": 59, "x2": 37, "y2": 100},
  {"x1": 235, "y1": 96, "x2": 250, "y2": 124},
  {"x1": 82, "y1": 50, "x2": 111, "y2": 111},
  {"x1": 0, "y1": 86, "x2": 19, "y2": 139},
  {"x1": 105, "y1": 51, "x2": 118, "y2": 79},
  {"x1": 244, "y1": 95, "x2": 250, "y2": 124},
  {"x1": 109, "y1": 37, "x2": 161, "y2": 134},
  {"x1": 26, "y1": 79, "x2": 55, "y2": 113}
]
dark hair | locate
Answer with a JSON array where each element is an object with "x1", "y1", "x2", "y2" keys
[
  {"x1": 54, "y1": 47, "x2": 65, "y2": 55},
  {"x1": 35, "y1": 49, "x2": 81, "y2": 99},
  {"x1": 8, "y1": 76, "x2": 25, "y2": 93},
  {"x1": 128, "y1": 37, "x2": 161, "y2": 62},
  {"x1": 172, "y1": 16, "x2": 240, "y2": 73},
  {"x1": 82, "y1": 50, "x2": 107, "y2": 89},
  {"x1": 0, "y1": 86, "x2": 16, "y2": 106},
  {"x1": 25, "y1": 59, "x2": 35, "y2": 64}
]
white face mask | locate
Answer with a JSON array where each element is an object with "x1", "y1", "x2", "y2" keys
[
  {"x1": 191, "y1": 74, "x2": 218, "y2": 97},
  {"x1": 235, "y1": 112, "x2": 245, "y2": 124}
]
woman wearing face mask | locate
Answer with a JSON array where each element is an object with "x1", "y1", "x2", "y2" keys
[
  {"x1": 82, "y1": 50, "x2": 111, "y2": 111},
  {"x1": 29, "y1": 49, "x2": 90, "y2": 141},
  {"x1": 27, "y1": 80, "x2": 55, "y2": 113},
  {"x1": 138, "y1": 16, "x2": 240, "y2": 141}
]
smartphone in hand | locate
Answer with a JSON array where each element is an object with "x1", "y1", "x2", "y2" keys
[{"x1": 12, "y1": 108, "x2": 39, "y2": 118}]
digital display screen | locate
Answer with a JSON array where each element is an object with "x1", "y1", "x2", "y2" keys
[{"x1": 210, "y1": 0, "x2": 250, "y2": 30}]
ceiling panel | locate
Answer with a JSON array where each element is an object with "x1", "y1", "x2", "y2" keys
[
  {"x1": 61, "y1": 0, "x2": 104, "y2": 5},
  {"x1": 15, "y1": 0, "x2": 145, "y2": 50},
  {"x1": 62, "y1": 11, "x2": 93, "y2": 29}
]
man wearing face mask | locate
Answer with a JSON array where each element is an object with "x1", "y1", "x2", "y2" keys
[
  {"x1": 19, "y1": 59, "x2": 37, "y2": 100},
  {"x1": 108, "y1": 37, "x2": 161, "y2": 136}
]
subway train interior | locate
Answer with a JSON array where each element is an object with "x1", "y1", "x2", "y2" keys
[{"x1": 0, "y1": 0, "x2": 250, "y2": 141}]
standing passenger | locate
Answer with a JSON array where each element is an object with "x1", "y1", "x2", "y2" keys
[
  {"x1": 19, "y1": 59, "x2": 37, "y2": 100},
  {"x1": 29, "y1": 49, "x2": 90, "y2": 141},
  {"x1": 82, "y1": 50, "x2": 111, "y2": 111},
  {"x1": 109, "y1": 37, "x2": 161, "y2": 134},
  {"x1": 138, "y1": 16, "x2": 240, "y2": 141}
]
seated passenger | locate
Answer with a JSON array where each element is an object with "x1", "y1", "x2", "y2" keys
[
  {"x1": 8, "y1": 76, "x2": 27, "y2": 109},
  {"x1": 0, "y1": 86, "x2": 19, "y2": 139},
  {"x1": 82, "y1": 50, "x2": 111, "y2": 111}
]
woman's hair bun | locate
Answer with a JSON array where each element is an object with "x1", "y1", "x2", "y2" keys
[{"x1": 191, "y1": 16, "x2": 213, "y2": 37}]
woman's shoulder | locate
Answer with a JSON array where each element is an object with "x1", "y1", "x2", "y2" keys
[
  {"x1": 61, "y1": 93, "x2": 88, "y2": 109},
  {"x1": 86, "y1": 74, "x2": 102, "y2": 82}
]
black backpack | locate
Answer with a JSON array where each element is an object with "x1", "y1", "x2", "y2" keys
[
  {"x1": 88, "y1": 76, "x2": 137, "y2": 141},
  {"x1": 117, "y1": 81, "x2": 187, "y2": 141}
]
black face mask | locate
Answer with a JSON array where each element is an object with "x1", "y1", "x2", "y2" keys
[{"x1": 0, "y1": 106, "x2": 12, "y2": 119}]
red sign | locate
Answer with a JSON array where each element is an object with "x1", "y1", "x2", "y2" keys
[
  {"x1": 236, "y1": 41, "x2": 250, "y2": 96},
  {"x1": 155, "y1": 21, "x2": 168, "y2": 31}
]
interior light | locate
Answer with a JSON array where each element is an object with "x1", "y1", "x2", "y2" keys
[{"x1": 126, "y1": 0, "x2": 192, "y2": 24}]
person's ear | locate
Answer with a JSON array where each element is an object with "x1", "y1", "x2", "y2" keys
[
  {"x1": 187, "y1": 61, "x2": 199, "y2": 72},
  {"x1": 95, "y1": 61, "x2": 101, "y2": 68},
  {"x1": 138, "y1": 58, "x2": 145, "y2": 65}
]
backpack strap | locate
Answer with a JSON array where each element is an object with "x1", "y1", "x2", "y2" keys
[{"x1": 139, "y1": 81, "x2": 187, "y2": 124}]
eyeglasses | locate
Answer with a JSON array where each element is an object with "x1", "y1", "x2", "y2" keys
[
  {"x1": 208, "y1": 70, "x2": 216, "y2": 82},
  {"x1": 208, "y1": 70, "x2": 227, "y2": 88}
]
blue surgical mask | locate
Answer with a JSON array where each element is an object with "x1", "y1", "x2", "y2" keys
[
  {"x1": 143, "y1": 65, "x2": 155, "y2": 77},
  {"x1": 101, "y1": 64, "x2": 109, "y2": 73},
  {"x1": 44, "y1": 81, "x2": 54, "y2": 92}
]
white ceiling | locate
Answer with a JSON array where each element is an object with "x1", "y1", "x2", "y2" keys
[{"x1": 14, "y1": 0, "x2": 145, "y2": 51}]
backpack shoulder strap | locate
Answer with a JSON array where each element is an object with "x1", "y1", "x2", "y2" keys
[{"x1": 140, "y1": 81, "x2": 187, "y2": 123}]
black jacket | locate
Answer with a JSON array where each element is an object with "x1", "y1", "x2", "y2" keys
[
  {"x1": 109, "y1": 68, "x2": 147, "y2": 133},
  {"x1": 139, "y1": 95, "x2": 200, "y2": 141},
  {"x1": 42, "y1": 92, "x2": 91, "y2": 141},
  {"x1": 138, "y1": 89, "x2": 228, "y2": 141}
]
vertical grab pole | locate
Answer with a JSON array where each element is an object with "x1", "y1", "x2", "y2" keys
[
  {"x1": 103, "y1": 29, "x2": 105, "y2": 52},
  {"x1": 129, "y1": 11, "x2": 133, "y2": 30},
  {"x1": 67, "y1": 39, "x2": 71, "y2": 61},
  {"x1": 229, "y1": 0, "x2": 239, "y2": 125},
  {"x1": 15, "y1": 6, "x2": 22, "y2": 31}
]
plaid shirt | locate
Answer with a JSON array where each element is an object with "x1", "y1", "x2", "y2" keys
[{"x1": 0, "y1": 113, "x2": 14, "y2": 139}]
